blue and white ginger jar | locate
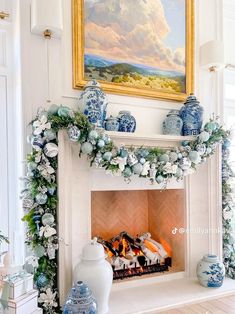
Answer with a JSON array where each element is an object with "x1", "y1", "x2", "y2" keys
[
  {"x1": 179, "y1": 94, "x2": 203, "y2": 136},
  {"x1": 78, "y1": 80, "x2": 108, "y2": 128},
  {"x1": 196, "y1": 254, "x2": 225, "y2": 288},
  {"x1": 118, "y1": 110, "x2": 136, "y2": 133},
  {"x1": 162, "y1": 110, "x2": 183, "y2": 135},
  {"x1": 63, "y1": 281, "x2": 98, "y2": 314},
  {"x1": 105, "y1": 116, "x2": 119, "y2": 131}
]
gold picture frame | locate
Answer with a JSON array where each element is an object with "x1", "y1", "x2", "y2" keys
[{"x1": 72, "y1": 0, "x2": 194, "y2": 102}]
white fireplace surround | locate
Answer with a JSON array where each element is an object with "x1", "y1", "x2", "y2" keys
[{"x1": 56, "y1": 129, "x2": 231, "y2": 313}]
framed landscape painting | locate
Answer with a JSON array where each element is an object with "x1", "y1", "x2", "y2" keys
[{"x1": 73, "y1": 0, "x2": 194, "y2": 101}]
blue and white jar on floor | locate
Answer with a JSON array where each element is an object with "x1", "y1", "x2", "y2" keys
[
  {"x1": 105, "y1": 116, "x2": 119, "y2": 131},
  {"x1": 63, "y1": 281, "x2": 97, "y2": 314},
  {"x1": 196, "y1": 254, "x2": 225, "y2": 288},
  {"x1": 118, "y1": 110, "x2": 136, "y2": 133},
  {"x1": 162, "y1": 110, "x2": 183, "y2": 135},
  {"x1": 179, "y1": 94, "x2": 203, "y2": 136},
  {"x1": 78, "y1": 80, "x2": 108, "y2": 128}
]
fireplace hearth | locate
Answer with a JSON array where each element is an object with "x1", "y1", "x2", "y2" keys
[{"x1": 97, "y1": 231, "x2": 172, "y2": 280}]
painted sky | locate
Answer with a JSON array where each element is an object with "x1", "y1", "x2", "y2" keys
[{"x1": 84, "y1": 0, "x2": 186, "y2": 73}]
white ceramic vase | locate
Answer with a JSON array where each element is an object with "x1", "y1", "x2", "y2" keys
[{"x1": 73, "y1": 238, "x2": 113, "y2": 314}]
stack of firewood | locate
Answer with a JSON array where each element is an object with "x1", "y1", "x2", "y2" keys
[{"x1": 97, "y1": 231, "x2": 168, "y2": 270}]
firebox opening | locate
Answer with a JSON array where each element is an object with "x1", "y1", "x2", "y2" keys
[{"x1": 91, "y1": 189, "x2": 185, "y2": 281}]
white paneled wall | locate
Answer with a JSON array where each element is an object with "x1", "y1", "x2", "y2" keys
[
  {"x1": 0, "y1": 74, "x2": 9, "y2": 254},
  {"x1": 224, "y1": 0, "x2": 235, "y2": 65},
  {"x1": 0, "y1": 0, "x2": 24, "y2": 266}
]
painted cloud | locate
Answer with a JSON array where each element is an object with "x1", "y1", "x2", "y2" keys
[{"x1": 84, "y1": 0, "x2": 185, "y2": 73}]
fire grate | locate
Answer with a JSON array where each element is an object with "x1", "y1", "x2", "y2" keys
[{"x1": 113, "y1": 257, "x2": 172, "y2": 280}]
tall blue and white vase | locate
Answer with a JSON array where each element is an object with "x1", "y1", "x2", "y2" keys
[
  {"x1": 118, "y1": 110, "x2": 136, "y2": 133},
  {"x1": 196, "y1": 254, "x2": 225, "y2": 288},
  {"x1": 162, "y1": 110, "x2": 183, "y2": 135},
  {"x1": 63, "y1": 281, "x2": 98, "y2": 314},
  {"x1": 179, "y1": 94, "x2": 203, "y2": 136},
  {"x1": 78, "y1": 80, "x2": 108, "y2": 128}
]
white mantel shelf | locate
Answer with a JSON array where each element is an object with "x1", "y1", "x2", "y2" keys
[{"x1": 106, "y1": 131, "x2": 195, "y2": 148}]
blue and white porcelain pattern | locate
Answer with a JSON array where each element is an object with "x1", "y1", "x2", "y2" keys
[
  {"x1": 196, "y1": 254, "x2": 225, "y2": 288},
  {"x1": 78, "y1": 80, "x2": 108, "y2": 128},
  {"x1": 63, "y1": 281, "x2": 97, "y2": 314},
  {"x1": 162, "y1": 110, "x2": 183, "y2": 135},
  {"x1": 118, "y1": 110, "x2": 136, "y2": 133},
  {"x1": 180, "y1": 94, "x2": 203, "y2": 136},
  {"x1": 105, "y1": 116, "x2": 119, "y2": 131}
]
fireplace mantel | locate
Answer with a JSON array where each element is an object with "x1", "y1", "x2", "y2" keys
[
  {"x1": 57, "y1": 130, "x2": 223, "y2": 312},
  {"x1": 106, "y1": 131, "x2": 194, "y2": 148}
]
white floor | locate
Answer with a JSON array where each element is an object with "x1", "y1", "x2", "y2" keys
[{"x1": 109, "y1": 277, "x2": 235, "y2": 314}]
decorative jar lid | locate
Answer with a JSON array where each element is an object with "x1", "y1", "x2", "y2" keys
[
  {"x1": 119, "y1": 110, "x2": 131, "y2": 115},
  {"x1": 71, "y1": 281, "x2": 92, "y2": 299},
  {"x1": 167, "y1": 109, "x2": 180, "y2": 116},
  {"x1": 202, "y1": 254, "x2": 219, "y2": 263},
  {"x1": 84, "y1": 79, "x2": 101, "y2": 90},
  {"x1": 184, "y1": 93, "x2": 200, "y2": 105},
  {"x1": 106, "y1": 115, "x2": 117, "y2": 121},
  {"x1": 81, "y1": 237, "x2": 105, "y2": 261}
]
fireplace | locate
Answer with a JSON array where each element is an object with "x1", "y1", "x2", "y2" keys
[
  {"x1": 58, "y1": 130, "x2": 223, "y2": 310},
  {"x1": 91, "y1": 189, "x2": 185, "y2": 280}
]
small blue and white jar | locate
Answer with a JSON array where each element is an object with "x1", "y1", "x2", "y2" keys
[
  {"x1": 105, "y1": 116, "x2": 119, "y2": 131},
  {"x1": 196, "y1": 254, "x2": 225, "y2": 288},
  {"x1": 162, "y1": 110, "x2": 183, "y2": 135},
  {"x1": 118, "y1": 110, "x2": 136, "y2": 133},
  {"x1": 78, "y1": 80, "x2": 108, "y2": 128},
  {"x1": 180, "y1": 94, "x2": 203, "y2": 136},
  {"x1": 63, "y1": 281, "x2": 97, "y2": 314}
]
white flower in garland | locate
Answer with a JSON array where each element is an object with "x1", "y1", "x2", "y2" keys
[
  {"x1": 39, "y1": 225, "x2": 57, "y2": 238},
  {"x1": 223, "y1": 210, "x2": 233, "y2": 220},
  {"x1": 33, "y1": 115, "x2": 51, "y2": 136},
  {"x1": 34, "y1": 151, "x2": 42, "y2": 163},
  {"x1": 37, "y1": 159, "x2": 55, "y2": 181},
  {"x1": 141, "y1": 161, "x2": 150, "y2": 176},
  {"x1": 25, "y1": 255, "x2": 39, "y2": 268},
  {"x1": 162, "y1": 162, "x2": 178, "y2": 175},
  {"x1": 38, "y1": 288, "x2": 58, "y2": 308},
  {"x1": 111, "y1": 156, "x2": 127, "y2": 172}
]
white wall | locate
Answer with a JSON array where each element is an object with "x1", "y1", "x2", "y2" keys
[
  {"x1": 0, "y1": 0, "x2": 24, "y2": 266},
  {"x1": 224, "y1": 0, "x2": 235, "y2": 66}
]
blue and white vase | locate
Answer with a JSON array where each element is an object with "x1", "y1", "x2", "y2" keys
[
  {"x1": 78, "y1": 80, "x2": 108, "y2": 128},
  {"x1": 179, "y1": 94, "x2": 203, "y2": 136},
  {"x1": 162, "y1": 110, "x2": 183, "y2": 135},
  {"x1": 196, "y1": 254, "x2": 225, "y2": 288},
  {"x1": 118, "y1": 111, "x2": 136, "y2": 133},
  {"x1": 63, "y1": 281, "x2": 98, "y2": 314},
  {"x1": 105, "y1": 116, "x2": 119, "y2": 131}
]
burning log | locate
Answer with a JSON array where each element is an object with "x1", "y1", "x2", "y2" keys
[
  {"x1": 141, "y1": 246, "x2": 161, "y2": 263},
  {"x1": 97, "y1": 237, "x2": 119, "y2": 257},
  {"x1": 120, "y1": 231, "x2": 135, "y2": 244},
  {"x1": 139, "y1": 232, "x2": 167, "y2": 258},
  {"x1": 137, "y1": 255, "x2": 146, "y2": 267},
  {"x1": 111, "y1": 256, "x2": 132, "y2": 269}
]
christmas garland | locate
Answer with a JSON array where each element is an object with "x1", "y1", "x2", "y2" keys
[
  {"x1": 22, "y1": 104, "x2": 230, "y2": 313},
  {"x1": 222, "y1": 135, "x2": 235, "y2": 277}
]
